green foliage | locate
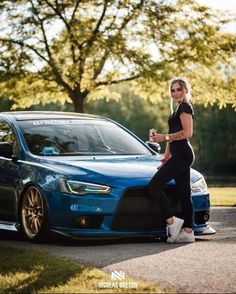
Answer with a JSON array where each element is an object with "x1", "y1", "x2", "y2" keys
[
  {"x1": 192, "y1": 104, "x2": 236, "y2": 175},
  {"x1": 0, "y1": 0, "x2": 235, "y2": 112},
  {"x1": 85, "y1": 84, "x2": 236, "y2": 176},
  {"x1": 85, "y1": 83, "x2": 170, "y2": 143},
  {"x1": 1, "y1": 80, "x2": 235, "y2": 176},
  {"x1": 183, "y1": 63, "x2": 236, "y2": 110}
]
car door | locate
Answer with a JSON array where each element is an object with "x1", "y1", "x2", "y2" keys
[{"x1": 0, "y1": 119, "x2": 19, "y2": 222}]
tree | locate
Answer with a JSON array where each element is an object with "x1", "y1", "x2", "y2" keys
[
  {"x1": 192, "y1": 104, "x2": 236, "y2": 176},
  {"x1": 85, "y1": 82, "x2": 170, "y2": 141},
  {"x1": 86, "y1": 83, "x2": 236, "y2": 177},
  {"x1": 0, "y1": 0, "x2": 235, "y2": 112}
]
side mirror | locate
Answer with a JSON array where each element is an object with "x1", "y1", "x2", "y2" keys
[
  {"x1": 146, "y1": 141, "x2": 161, "y2": 153},
  {"x1": 0, "y1": 142, "x2": 13, "y2": 158}
]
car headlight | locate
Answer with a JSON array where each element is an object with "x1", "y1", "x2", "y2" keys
[
  {"x1": 191, "y1": 177, "x2": 208, "y2": 193},
  {"x1": 61, "y1": 180, "x2": 111, "y2": 195}
]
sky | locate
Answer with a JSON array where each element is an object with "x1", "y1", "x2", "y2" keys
[
  {"x1": 197, "y1": 0, "x2": 236, "y2": 12},
  {"x1": 197, "y1": 0, "x2": 236, "y2": 33}
]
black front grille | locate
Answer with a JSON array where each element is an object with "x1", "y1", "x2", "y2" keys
[{"x1": 112, "y1": 186, "x2": 181, "y2": 230}]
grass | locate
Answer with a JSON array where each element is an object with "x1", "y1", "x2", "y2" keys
[
  {"x1": 208, "y1": 187, "x2": 236, "y2": 206},
  {"x1": 0, "y1": 246, "x2": 173, "y2": 293}
]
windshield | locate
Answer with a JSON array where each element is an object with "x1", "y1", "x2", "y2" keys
[{"x1": 18, "y1": 119, "x2": 152, "y2": 156}]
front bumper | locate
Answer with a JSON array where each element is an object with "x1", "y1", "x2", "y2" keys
[
  {"x1": 48, "y1": 186, "x2": 215, "y2": 239},
  {"x1": 51, "y1": 223, "x2": 215, "y2": 240}
]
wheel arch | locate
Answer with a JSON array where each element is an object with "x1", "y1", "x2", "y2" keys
[{"x1": 17, "y1": 182, "x2": 52, "y2": 234}]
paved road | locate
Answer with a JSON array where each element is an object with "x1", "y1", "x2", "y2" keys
[{"x1": 0, "y1": 207, "x2": 236, "y2": 293}]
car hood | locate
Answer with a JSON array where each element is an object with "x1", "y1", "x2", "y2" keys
[{"x1": 37, "y1": 155, "x2": 162, "y2": 185}]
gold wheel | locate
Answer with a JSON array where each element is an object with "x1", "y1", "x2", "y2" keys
[{"x1": 21, "y1": 187, "x2": 44, "y2": 239}]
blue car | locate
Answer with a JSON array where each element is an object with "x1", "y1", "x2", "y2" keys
[{"x1": 0, "y1": 111, "x2": 215, "y2": 242}]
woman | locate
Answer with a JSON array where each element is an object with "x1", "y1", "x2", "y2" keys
[{"x1": 148, "y1": 77, "x2": 195, "y2": 243}]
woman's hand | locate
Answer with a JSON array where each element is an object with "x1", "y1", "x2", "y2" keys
[
  {"x1": 151, "y1": 133, "x2": 165, "y2": 143},
  {"x1": 160, "y1": 158, "x2": 168, "y2": 164}
]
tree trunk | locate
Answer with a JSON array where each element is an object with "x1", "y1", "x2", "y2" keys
[{"x1": 70, "y1": 91, "x2": 88, "y2": 113}]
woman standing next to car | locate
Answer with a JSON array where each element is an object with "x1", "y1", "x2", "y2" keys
[{"x1": 148, "y1": 77, "x2": 195, "y2": 243}]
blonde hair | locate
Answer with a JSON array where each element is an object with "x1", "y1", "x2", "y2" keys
[{"x1": 169, "y1": 77, "x2": 192, "y2": 114}]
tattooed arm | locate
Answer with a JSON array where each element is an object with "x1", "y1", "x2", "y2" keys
[
  {"x1": 153, "y1": 112, "x2": 193, "y2": 143},
  {"x1": 170, "y1": 112, "x2": 193, "y2": 141},
  {"x1": 163, "y1": 142, "x2": 171, "y2": 160}
]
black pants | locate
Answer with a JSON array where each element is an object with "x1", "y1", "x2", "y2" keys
[{"x1": 148, "y1": 140, "x2": 195, "y2": 228}]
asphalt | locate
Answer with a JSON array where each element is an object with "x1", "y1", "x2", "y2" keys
[{"x1": 0, "y1": 207, "x2": 235, "y2": 293}]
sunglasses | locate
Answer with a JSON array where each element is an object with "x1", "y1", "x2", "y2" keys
[{"x1": 171, "y1": 87, "x2": 182, "y2": 93}]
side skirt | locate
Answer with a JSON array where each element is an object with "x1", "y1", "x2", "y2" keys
[{"x1": 0, "y1": 221, "x2": 18, "y2": 231}]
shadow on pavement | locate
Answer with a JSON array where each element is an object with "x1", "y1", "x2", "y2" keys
[{"x1": 0, "y1": 207, "x2": 235, "y2": 268}]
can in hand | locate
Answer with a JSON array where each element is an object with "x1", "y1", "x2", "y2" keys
[{"x1": 149, "y1": 128, "x2": 157, "y2": 141}]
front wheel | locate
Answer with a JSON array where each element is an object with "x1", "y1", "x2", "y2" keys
[{"x1": 20, "y1": 186, "x2": 50, "y2": 243}]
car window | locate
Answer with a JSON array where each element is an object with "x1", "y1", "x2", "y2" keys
[
  {"x1": 18, "y1": 119, "x2": 152, "y2": 156},
  {"x1": 0, "y1": 120, "x2": 15, "y2": 145}
]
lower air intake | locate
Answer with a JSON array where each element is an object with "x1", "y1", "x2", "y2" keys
[{"x1": 111, "y1": 186, "x2": 181, "y2": 230}]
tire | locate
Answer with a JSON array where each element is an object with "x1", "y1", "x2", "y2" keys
[{"x1": 20, "y1": 186, "x2": 50, "y2": 243}]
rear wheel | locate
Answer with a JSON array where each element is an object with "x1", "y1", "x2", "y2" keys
[{"x1": 20, "y1": 186, "x2": 50, "y2": 242}]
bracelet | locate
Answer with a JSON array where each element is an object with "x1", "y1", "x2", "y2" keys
[{"x1": 161, "y1": 158, "x2": 167, "y2": 164}]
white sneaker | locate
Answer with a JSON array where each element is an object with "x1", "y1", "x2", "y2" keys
[
  {"x1": 175, "y1": 229, "x2": 195, "y2": 243},
  {"x1": 166, "y1": 216, "x2": 184, "y2": 243}
]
